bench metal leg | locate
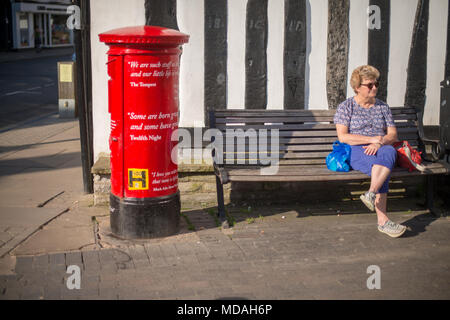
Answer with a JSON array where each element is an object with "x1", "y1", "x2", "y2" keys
[
  {"x1": 215, "y1": 176, "x2": 226, "y2": 222},
  {"x1": 426, "y1": 175, "x2": 437, "y2": 217}
]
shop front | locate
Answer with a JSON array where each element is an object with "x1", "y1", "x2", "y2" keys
[{"x1": 11, "y1": 1, "x2": 74, "y2": 49}]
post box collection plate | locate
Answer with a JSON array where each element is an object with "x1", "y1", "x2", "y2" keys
[{"x1": 99, "y1": 26, "x2": 189, "y2": 239}]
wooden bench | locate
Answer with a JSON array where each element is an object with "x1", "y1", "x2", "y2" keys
[{"x1": 209, "y1": 107, "x2": 450, "y2": 221}]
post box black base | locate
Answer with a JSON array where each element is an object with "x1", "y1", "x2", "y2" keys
[{"x1": 110, "y1": 192, "x2": 180, "y2": 239}]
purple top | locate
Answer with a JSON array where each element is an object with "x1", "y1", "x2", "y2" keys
[{"x1": 333, "y1": 97, "x2": 396, "y2": 136}]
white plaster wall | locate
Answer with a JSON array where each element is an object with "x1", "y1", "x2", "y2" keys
[
  {"x1": 227, "y1": 0, "x2": 247, "y2": 109},
  {"x1": 424, "y1": 0, "x2": 448, "y2": 125},
  {"x1": 177, "y1": 0, "x2": 205, "y2": 127},
  {"x1": 387, "y1": 0, "x2": 418, "y2": 108},
  {"x1": 266, "y1": 0, "x2": 284, "y2": 110},
  {"x1": 90, "y1": 0, "x2": 145, "y2": 161},
  {"x1": 306, "y1": 0, "x2": 328, "y2": 110},
  {"x1": 90, "y1": 0, "x2": 447, "y2": 161},
  {"x1": 347, "y1": 0, "x2": 369, "y2": 98}
]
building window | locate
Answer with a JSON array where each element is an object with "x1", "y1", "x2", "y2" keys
[
  {"x1": 50, "y1": 14, "x2": 70, "y2": 45},
  {"x1": 19, "y1": 13, "x2": 30, "y2": 47},
  {"x1": 12, "y1": 3, "x2": 73, "y2": 49}
]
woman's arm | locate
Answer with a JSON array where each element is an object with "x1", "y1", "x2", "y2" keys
[
  {"x1": 381, "y1": 126, "x2": 398, "y2": 145},
  {"x1": 336, "y1": 124, "x2": 382, "y2": 146}
]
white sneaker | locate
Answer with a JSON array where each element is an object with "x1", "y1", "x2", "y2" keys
[
  {"x1": 360, "y1": 191, "x2": 376, "y2": 212},
  {"x1": 378, "y1": 220, "x2": 407, "y2": 238}
]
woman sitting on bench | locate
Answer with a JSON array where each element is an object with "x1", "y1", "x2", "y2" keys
[{"x1": 334, "y1": 65, "x2": 406, "y2": 238}]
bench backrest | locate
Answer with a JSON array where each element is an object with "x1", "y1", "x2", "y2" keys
[{"x1": 210, "y1": 107, "x2": 420, "y2": 166}]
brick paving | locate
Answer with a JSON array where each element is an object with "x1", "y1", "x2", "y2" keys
[
  {"x1": 0, "y1": 105, "x2": 448, "y2": 301},
  {"x1": 1, "y1": 208, "x2": 449, "y2": 300}
]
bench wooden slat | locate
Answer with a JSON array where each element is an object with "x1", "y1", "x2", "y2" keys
[
  {"x1": 217, "y1": 123, "x2": 337, "y2": 130},
  {"x1": 224, "y1": 171, "x2": 437, "y2": 182},
  {"x1": 244, "y1": 145, "x2": 333, "y2": 152},
  {"x1": 276, "y1": 159, "x2": 326, "y2": 165},
  {"x1": 269, "y1": 133, "x2": 420, "y2": 142},
  {"x1": 214, "y1": 110, "x2": 337, "y2": 117},
  {"x1": 221, "y1": 131, "x2": 418, "y2": 140},
  {"x1": 216, "y1": 122, "x2": 418, "y2": 131},
  {"x1": 225, "y1": 162, "x2": 448, "y2": 175},
  {"x1": 222, "y1": 138, "x2": 419, "y2": 146},
  {"x1": 391, "y1": 108, "x2": 418, "y2": 115},
  {"x1": 219, "y1": 159, "x2": 329, "y2": 166},
  {"x1": 221, "y1": 163, "x2": 449, "y2": 182},
  {"x1": 216, "y1": 117, "x2": 335, "y2": 123},
  {"x1": 223, "y1": 151, "x2": 329, "y2": 159},
  {"x1": 222, "y1": 135, "x2": 341, "y2": 142},
  {"x1": 213, "y1": 107, "x2": 417, "y2": 117},
  {"x1": 278, "y1": 137, "x2": 337, "y2": 144},
  {"x1": 223, "y1": 130, "x2": 338, "y2": 137},
  {"x1": 222, "y1": 140, "x2": 419, "y2": 153},
  {"x1": 215, "y1": 114, "x2": 416, "y2": 124}
]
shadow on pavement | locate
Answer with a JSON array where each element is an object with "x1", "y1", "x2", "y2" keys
[
  {"x1": 0, "y1": 138, "x2": 80, "y2": 154},
  {"x1": 401, "y1": 213, "x2": 439, "y2": 238},
  {"x1": 178, "y1": 196, "x2": 435, "y2": 235},
  {"x1": 0, "y1": 151, "x2": 82, "y2": 177},
  {"x1": 0, "y1": 113, "x2": 76, "y2": 134}
]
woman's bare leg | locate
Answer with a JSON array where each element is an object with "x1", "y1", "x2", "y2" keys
[
  {"x1": 375, "y1": 193, "x2": 389, "y2": 226},
  {"x1": 369, "y1": 164, "x2": 391, "y2": 193}
]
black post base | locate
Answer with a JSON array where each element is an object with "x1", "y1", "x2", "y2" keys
[{"x1": 110, "y1": 192, "x2": 180, "y2": 239}]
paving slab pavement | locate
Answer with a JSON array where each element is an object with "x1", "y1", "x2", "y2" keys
[
  {"x1": 0, "y1": 113, "x2": 84, "y2": 258},
  {"x1": 1, "y1": 195, "x2": 449, "y2": 300},
  {"x1": 0, "y1": 112, "x2": 449, "y2": 300},
  {"x1": 0, "y1": 207, "x2": 64, "y2": 258}
]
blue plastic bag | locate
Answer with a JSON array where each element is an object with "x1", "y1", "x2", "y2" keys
[{"x1": 326, "y1": 141, "x2": 352, "y2": 172}]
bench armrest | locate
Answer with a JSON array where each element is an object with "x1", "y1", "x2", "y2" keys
[
  {"x1": 413, "y1": 107, "x2": 445, "y2": 161},
  {"x1": 213, "y1": 164, "x2": 229, "y2": 184}
]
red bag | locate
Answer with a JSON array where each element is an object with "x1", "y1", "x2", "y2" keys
[{"x1": 393, "y1": 141, "x2": 426, "y2": 172}]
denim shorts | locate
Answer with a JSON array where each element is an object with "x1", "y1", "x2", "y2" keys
[{"x1": 350, "y1": 145, "x2": 397, "y2": 194}]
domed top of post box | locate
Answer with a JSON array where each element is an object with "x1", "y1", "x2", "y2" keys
[{"x1": 99, "y1": 26, "x2": 189, "y2": 46}]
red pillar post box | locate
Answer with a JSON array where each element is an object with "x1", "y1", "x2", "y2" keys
[{"x1": 99, "y1": 26, "x2": 189, "y2": 239}]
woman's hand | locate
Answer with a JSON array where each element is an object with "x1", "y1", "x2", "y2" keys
[
  {"x1": 369, "y1": 136, "x2": 383, "y2": 145},
  {"x1": 363, "y1": 143, "x2": 381, "y2": 156}
]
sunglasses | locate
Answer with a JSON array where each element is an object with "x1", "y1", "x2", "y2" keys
[{"x1": 360, "y1": 81, "x2": 380, "y2": 90}]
